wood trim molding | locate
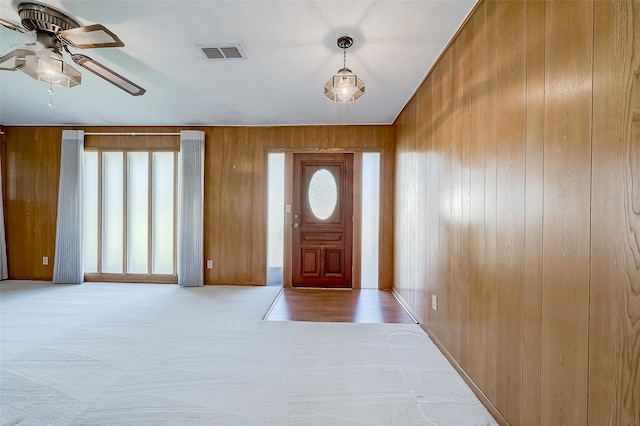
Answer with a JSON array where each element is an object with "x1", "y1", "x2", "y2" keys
[
  {"x1": 84, "y1": 134, "x2": 180, "y2": 151},
  {"x1": 422, "y1": 322, "x2": 509, "y2": 426},
  {"x1": 352, "y1": 152, "x2": 363, "y2": 289},
  {"x1": 283, "y1": 152, "x2": 293, "y2": 288},
  {"x1": 84, "y1": 273, "x2": 178, "y2": 284}
]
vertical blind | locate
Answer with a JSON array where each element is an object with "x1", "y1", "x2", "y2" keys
[
  {"x1": 178, "y1": 130, "x2": 205, "y2": 287},
  {"x1": 0, "y1": 156, "x2": 7, "y2": 280},
  {"x1": 53, "y1": 130, "x2": 84, "y2": 284}
]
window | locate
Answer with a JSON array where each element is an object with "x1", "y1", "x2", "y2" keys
[
  {"x1": 308, "y1": 169, "x2": 338, "y2": 220},
  {"x1": 361, "y1": 153, "x2": 380, "y2": 289},
  {"x1": 267, "y1": 153, "x2": 285, "y2": 286},
  {"x1": 83, "y1": 150, "x2": 178, "y2": 282}
]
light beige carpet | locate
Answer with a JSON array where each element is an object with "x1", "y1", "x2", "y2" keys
[{"x1": 0, "y1": 281, "x2": 497, "y2": 425}]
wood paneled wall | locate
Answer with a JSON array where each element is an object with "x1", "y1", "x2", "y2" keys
[
  {"x1": 4, "y1": 127, "x2": 62, "y2": 280},
  {"x1": 393, "y1": 0, "x2": 640, "y2": 424},
  {"x1": 203, "y1": 126, "x2": 394, "y2": 288},
  {"x1": 590, "y1": 1, "x2": 640, "y2": 424},
  {"x1": 3, "y1": 126, "x2": 394, "y2": 288}
]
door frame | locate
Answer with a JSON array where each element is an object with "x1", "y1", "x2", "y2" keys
[
  {"x1": 270, "y1": 149, "x2": 378, "y2": 289},
  {"x1": 265, "y1": 147, "x2": 386, "y2": 289}
]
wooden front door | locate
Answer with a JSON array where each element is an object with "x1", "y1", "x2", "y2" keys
[{"x1": 292, "y1": 153, "x2": 353, "y2": 288}]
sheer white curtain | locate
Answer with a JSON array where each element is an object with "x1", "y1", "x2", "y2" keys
[
  {"x1": 178, "y1": 130, "x2": 205, "y2": 287},
  {"x1": 0, "y1": 157, "x2": 7, "y2": 280},
  {"x1": 53, "y1": 130, "x2": 84, "y2": 284}
]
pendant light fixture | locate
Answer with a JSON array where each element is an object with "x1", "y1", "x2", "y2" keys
[{"x1": 324, "y1": 36, "x2": 365, "y2": 103}]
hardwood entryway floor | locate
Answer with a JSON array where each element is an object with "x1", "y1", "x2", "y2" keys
[{"x1": 264, "y1": 288, "x2": 417, "y2": 324}]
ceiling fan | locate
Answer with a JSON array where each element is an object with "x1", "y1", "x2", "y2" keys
[{"x1": 0, "y1": 2, "x2": 145, "y2": 96}]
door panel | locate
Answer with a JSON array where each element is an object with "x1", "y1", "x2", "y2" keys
[{"x1": 292, "y1": 153, "x2": 353, "y2": 287}]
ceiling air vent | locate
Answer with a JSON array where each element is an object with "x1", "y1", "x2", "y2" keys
[{"x1": 199, "y1": 44, "x2": 246, "y2": 60}]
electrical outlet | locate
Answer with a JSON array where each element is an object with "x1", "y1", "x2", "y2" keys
[
  {"x1": 42, "y1": 256, "x2": 48, "y2": 266},
  {"x1": 206, "y1": 260, "x2": 213, "y2": 269},
  {"x1": 431, "y1": 295, "x2": 438, "y2": 311}
]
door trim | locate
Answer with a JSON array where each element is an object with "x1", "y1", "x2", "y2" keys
[{"x1": 274, "y1": 149, "x2": 378, "y2": 289}]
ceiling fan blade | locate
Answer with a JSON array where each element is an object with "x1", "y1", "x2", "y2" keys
[
  {"x1": 0, "y1": 18, "x2": 27, "y2": 34},
  {"x1": 71, "y1": 54, "x2": 145, "y2": 96},
  {"x1": 60, "y1": 24, "x2": 124, "y2": 48}
]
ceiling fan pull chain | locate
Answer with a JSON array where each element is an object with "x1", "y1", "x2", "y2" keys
[{"x1": 47, "y1": 80, "x2": 54, "y2": 109}]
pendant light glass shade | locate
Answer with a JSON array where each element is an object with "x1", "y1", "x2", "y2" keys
[
  {"x1": 324, "y1": 36, "x2": 365, "y2": 103},
  {"x1": 324, "y1": 67, "x2": 365, "y2": 103}
]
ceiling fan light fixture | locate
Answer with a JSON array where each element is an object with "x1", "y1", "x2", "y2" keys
[
  {"x1": 324, "y1": 36, "x2": 365, "y2": 103},
  {"x1": 0, "y1": 48, "x2": 81, "y2": 87},
  {"x1": 0, "y1": 48, "x2": 32, "y2": 70},
  {"x1": 0, "y1": 2, "x2": 146, "y2": 97},
  {"x1": 33, "y1": 55, "x2": 81, "y2": 87}
]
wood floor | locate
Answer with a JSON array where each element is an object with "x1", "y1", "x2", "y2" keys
[{"x1": 264, "y1": 288, "x2": 417, "y2": 324}]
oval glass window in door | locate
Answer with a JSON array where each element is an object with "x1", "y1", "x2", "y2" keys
[{"x1": 308, "y1": 169, "x2": 338, "y2": 220}]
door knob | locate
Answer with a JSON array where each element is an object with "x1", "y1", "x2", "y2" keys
[{"x1": 293, "y1": 223, "x2": 299, "y2": 228}]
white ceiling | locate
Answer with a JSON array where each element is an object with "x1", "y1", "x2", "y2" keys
[{"x1": 0, "y1": 0, "x2": 476, "y2": 126}]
